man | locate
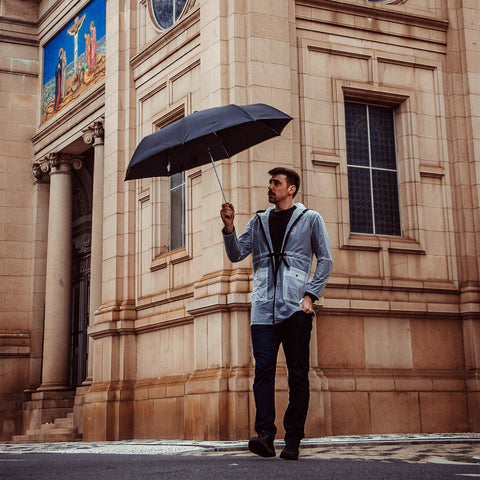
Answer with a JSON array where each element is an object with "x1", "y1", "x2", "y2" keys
[{"x1": 220, "y1": 167, "x2": 333, "y2": 460}]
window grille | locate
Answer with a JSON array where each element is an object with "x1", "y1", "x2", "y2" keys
[{"x1": 345, "y1": 102, "x2": 401, "y2": 236}]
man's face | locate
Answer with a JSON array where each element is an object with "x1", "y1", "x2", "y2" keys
[{"x1": 268, "y1": 174, "x2": 293, "y2": 204}]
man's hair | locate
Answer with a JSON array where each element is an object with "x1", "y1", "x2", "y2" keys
[{"x1": 268, "y1": 167, "x2": 300, "y2": 198}]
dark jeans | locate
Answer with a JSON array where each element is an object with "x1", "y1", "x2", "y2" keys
[{"x1": 251, "y1": 310, "x2": 313, "y2": 445}]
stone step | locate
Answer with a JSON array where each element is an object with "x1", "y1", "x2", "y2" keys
[
  {"x1": 36, "y1": 426, "x2": 74, "y2": 435},
  {"x1": 29, "y1": 415, "x2": 73, "y2": 433},
  {"x1": 51, "y1": 418, "x2": 72, "y2": 429},
  {"x1": 11, "y1": 432, "x2": 82, "y2": 443},
  {"x1": 12, "y1": 412, "x2": 81, "y2": 444}
]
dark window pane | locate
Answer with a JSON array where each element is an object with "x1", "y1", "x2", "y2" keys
[
  {"x1": 347, "y1": 166, "x2": 374, "y2": 234},
  {"x1": 369, "y1": 105, "x2": 397, "y2": 170},
  {"x1": 345, "y1": 102, "x2": 369, "y2": 167},
  {"x1": 170, "y1": 171, "x2": 183, "y2": 188},
  {"x1": 175, "y1": 0, "x2": 185, "y2": 19},
  {"x1": 372, "y1": 170, "x2": 401, "y2": 236},
  {"x1": 170, "y1": 172, "x2": 185, "y2": 250}
]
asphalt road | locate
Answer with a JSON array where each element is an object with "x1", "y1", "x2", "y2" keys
[{"x1": 2, "y1": 446, "x2": 480, "y2": 480}]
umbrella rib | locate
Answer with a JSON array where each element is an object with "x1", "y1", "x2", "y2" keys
[
  {"x1": 213, "y1": 131, "x2": 231, "y2": 158},
  {"x1": 267, "y1": 124, "x2": 281, "y2": 136}
]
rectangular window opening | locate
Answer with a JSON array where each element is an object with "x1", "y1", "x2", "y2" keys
[
  {"x1": 345, "y1": 101, "x2": 402, "y2": 236},
  {"x1": 169, "y1": 171, "x2": 185, "y2": 251}
]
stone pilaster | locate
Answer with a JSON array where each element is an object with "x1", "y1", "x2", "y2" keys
[{"x1": 82, "y1": 119, "x2": 105, "y2": 385}]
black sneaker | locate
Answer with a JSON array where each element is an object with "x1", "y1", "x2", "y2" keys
[
  {"x1": 248, "y1": 432, "x2": 276, "y2": 457},
  {"x1": 280, "y1": 443, "x2": 299, "y2": 460}
]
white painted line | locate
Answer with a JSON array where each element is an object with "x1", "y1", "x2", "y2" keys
[{"x1": 429, "y1": 457, "x2": 480, "y2": 466}]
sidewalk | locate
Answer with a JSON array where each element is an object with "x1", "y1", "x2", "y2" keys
[{"x1": 1, "y1": 433, "x2": 479, "y2": 456}]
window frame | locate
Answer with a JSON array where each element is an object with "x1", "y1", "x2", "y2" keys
[
  {"x1": 345, "y1": 101, "x2": 402, "y2": 237},
  {"x1": 168, "y1": 171, "x2": 185, "y2": 251},
  {"x1": 333, "y1": 81, "x2": 426, "y2": 255},
  {"x1": 149, "y1": 105, "x2": 192, "y2": 271}
]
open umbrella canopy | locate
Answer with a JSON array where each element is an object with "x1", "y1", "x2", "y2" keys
[{"x1": 124, "y1": 103, "x2": 292, "y2": 182}]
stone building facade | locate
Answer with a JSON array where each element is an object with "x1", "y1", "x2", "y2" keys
[{"x1": 0, "y1": 0, "x2": 478, "y2": 442}]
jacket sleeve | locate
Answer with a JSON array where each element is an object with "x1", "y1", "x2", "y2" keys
[
  {"x1": 305, "y1": 213, "x2": 333, "y2": 299},
  {"x1": 222, "y1": 216, "x2": 255, "y2": 263}
]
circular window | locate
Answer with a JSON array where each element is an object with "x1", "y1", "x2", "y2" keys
[{"x1": 150, "y1": 0, "x2": 188, "y2": 30}]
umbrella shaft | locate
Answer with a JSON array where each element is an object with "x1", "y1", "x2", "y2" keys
[{"x1": 208, "y1": 148, "x2": 228, "y2": 204}]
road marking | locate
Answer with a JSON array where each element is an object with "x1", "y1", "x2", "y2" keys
[{"x1": 429, "y1": 456, "x2": 480, "y2": 466}]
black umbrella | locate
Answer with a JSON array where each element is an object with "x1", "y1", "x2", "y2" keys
[{"x1": 125, "y1": 103, "x2": 292, "y2": 203}]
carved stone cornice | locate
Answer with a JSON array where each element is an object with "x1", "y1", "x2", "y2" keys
[
  {"x1": 82, "y1": 118, "x2": 105, "y2": 146},
  {"x1": 33, "y1": 153, "x2": 83, "y2": 181}
]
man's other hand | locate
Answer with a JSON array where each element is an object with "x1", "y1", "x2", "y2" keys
[
  {"x1": 220, "y1": 203, "x2": 235, "y2": 233},
  {"x1": 301, "y1": 296, "x2": 313, "y2": 314}
]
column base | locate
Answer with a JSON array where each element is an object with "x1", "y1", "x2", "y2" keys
[
  {"x1": 37, "y1": 383, "x2": 73, "y2": 392},
  {"x1": 82, "y1": 377, "x2": 93, "y2": 387}
]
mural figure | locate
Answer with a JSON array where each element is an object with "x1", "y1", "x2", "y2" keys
[
  {"x1": 90, "y1": 21, "x2": 97, "y2": 71},
  {"x1": 61, "y1": 49, "x2": 67, "y2": 100},
  {"x1": 68, "y1": 14, "x2": 86, "y2": 76},
  {"x1": 84, "y1": 31, "x2": 91, "y2": 72},
  {"x1": 77, "y1": 58, "x2": 92, "y2": 85},
  {"x1": 54, "y1": 48, "x2": 64, "y2": 109}
]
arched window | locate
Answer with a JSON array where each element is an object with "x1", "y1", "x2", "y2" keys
[{"x1": 150, "y1": 0, "x2": 188, "y2": 30}]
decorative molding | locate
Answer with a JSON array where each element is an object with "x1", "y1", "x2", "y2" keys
[
  {"x1": 419, "y1": 164, "x2": 445, "y2": 179},
  {"x1": 307, "y1": 45, "x2": 371, "y2": 61},
  {"x1": 33, "y1": 152, "x2": 83, "y2": 180},
  {"x1": 136, "y1": 291, "x2": 194, "y2": 311},
  {"x1": 377, "y1": 56, "x2": 437, "y2": 71},
  {"x1": 312, "y1": 151, "x2": 341, "y2": 167},
  {"x1": 82, "y1": 118, "x2": 105, "y2": 145},
  {"x1": 296, "y1": 0, "x2": 448, "y2": 39},
  {"x1": 0, "y1": 68, "x2": 38, "y2": 78},
  {"x1": 135, "y1": 317, "x2": 194, "y2": 334},
  {"x1": 0, "y1": 33, "x2": 39, "y2": 47},
  {"x1": 0, "y1": 330, "x2": 30, "y2": 357}
]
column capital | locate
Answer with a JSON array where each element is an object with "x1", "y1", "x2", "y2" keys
[
  {"x1": 33, "y1": 153, "x2": 83, "y2": 180},
  {"x1": 83, "y1": 118, "x2": 105, "y2": 146}
]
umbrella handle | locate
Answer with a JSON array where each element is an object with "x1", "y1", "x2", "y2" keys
[{"x1": 207, "y1": 147, "x2": 229, "y2": 205}]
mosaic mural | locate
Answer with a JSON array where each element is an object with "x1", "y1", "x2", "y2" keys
[{"x1": 41, "y1": 0, "x2": 106, "y2": 124}]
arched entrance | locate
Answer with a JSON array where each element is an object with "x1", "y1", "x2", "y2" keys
[{"x1": 70, "y1": 149, "x2": 93, "y2": 387}]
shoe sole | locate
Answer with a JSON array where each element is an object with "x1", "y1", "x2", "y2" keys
[
  {"x1": 248, "y1": 439, "x2": 276, "y2": 458},
  {"x1": 280, "y1": 452, "x2": 299, "y2": 460}
]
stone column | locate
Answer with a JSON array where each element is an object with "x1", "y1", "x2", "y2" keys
[
  {"x1": 82, "y1": 119, "x2": 105, "y2": 383},
  {"x1": 35, "y1": 153, "x2": 83, "y2": 391}
]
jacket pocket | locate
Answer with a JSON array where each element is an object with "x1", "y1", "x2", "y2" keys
[
  {"x1": 252, "y1": 268, "x2": 269, "y2": 301},
  {"x1": 283, "y1": 266, "x2": 308, "y2": 302}
]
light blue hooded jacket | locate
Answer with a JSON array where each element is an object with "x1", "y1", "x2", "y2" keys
[{"x1": 223, "y1": 203, "x2": 333, "y2": 325}]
